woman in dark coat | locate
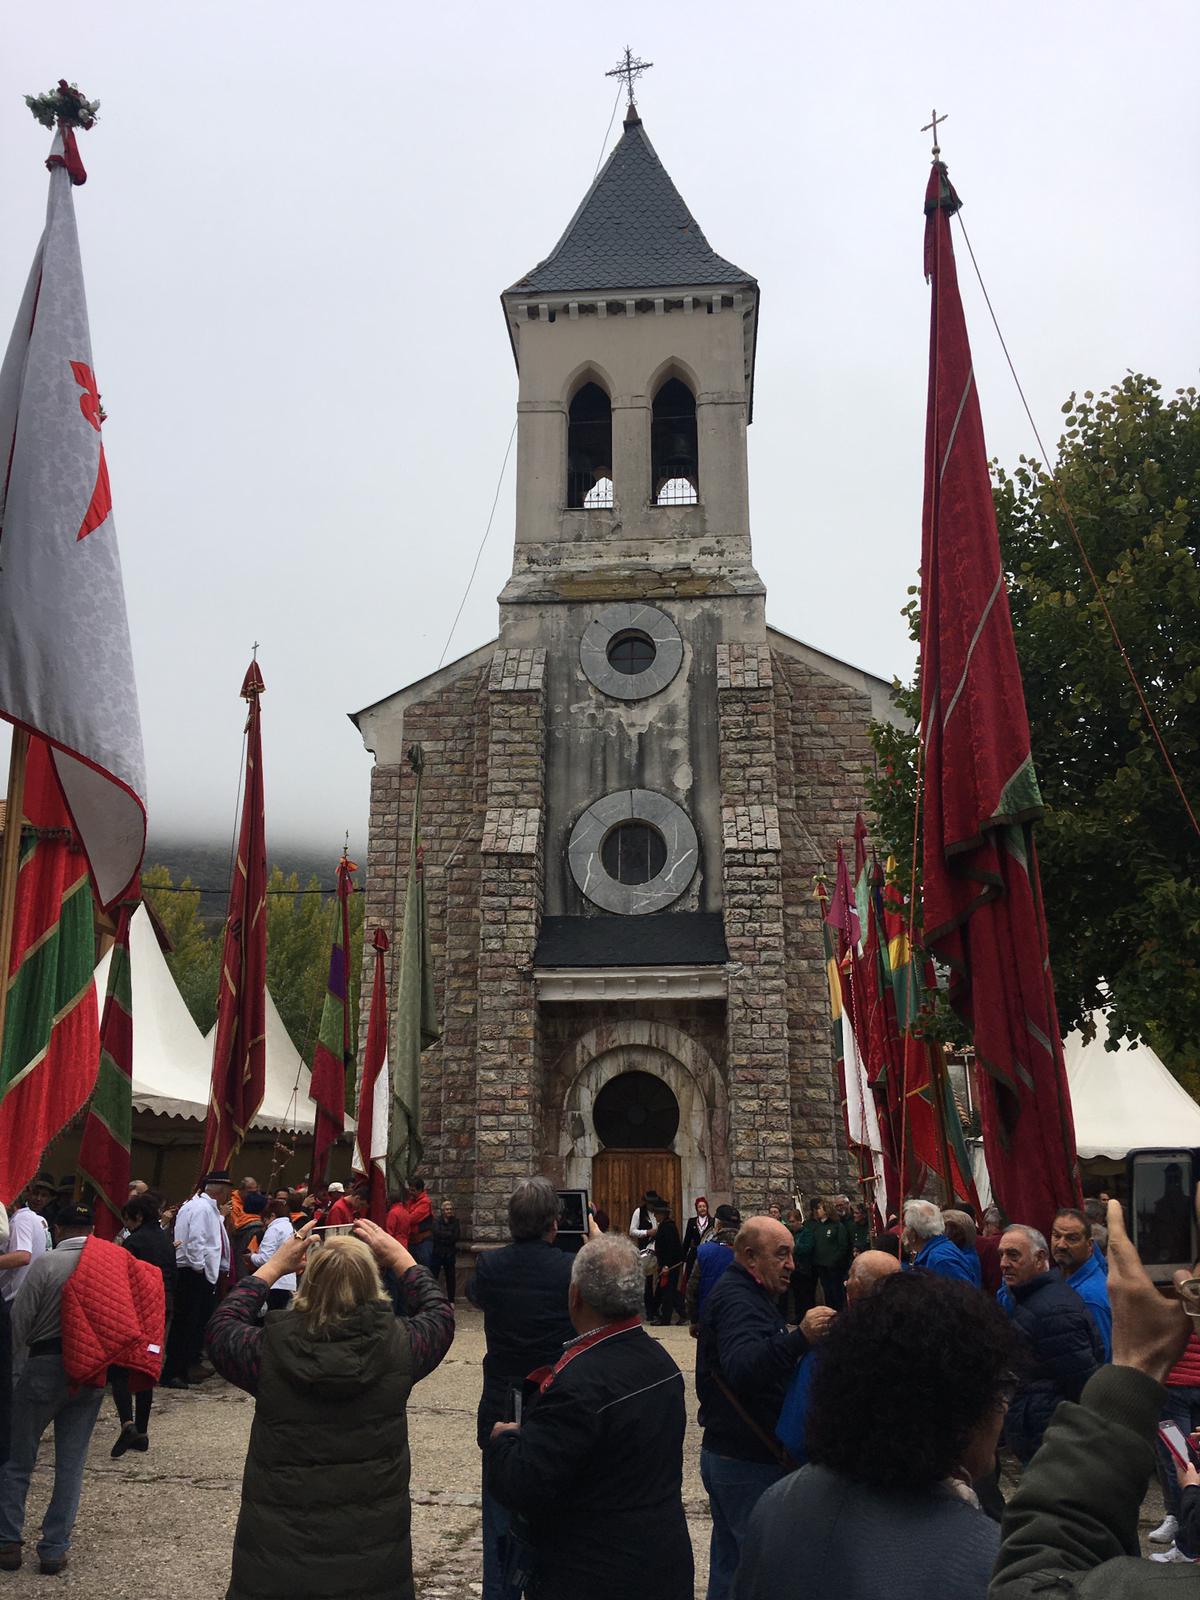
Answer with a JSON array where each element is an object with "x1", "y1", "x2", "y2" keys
[
  {"x1": 652, "y1": 1205, "x2": 686, "y2": 1326},
  {"x1": 207, "y1": 1217, "x2": 454, "y2": 1599},
  {"x1": 111, "y1": 1192, "x2": 177, "y2": 1456}
]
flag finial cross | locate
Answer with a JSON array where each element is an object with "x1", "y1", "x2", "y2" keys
[
  {"x1": 605, "y1": 46, "x2": 653, "y2": 108},
  {"x1": 922, "y1": 108, "x2": 949, "y2": 158}
]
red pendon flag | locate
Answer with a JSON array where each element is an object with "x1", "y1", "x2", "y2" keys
[
  {"x1": 0, "y1": 128, "x2": 145, "y2": 910},
  {"x1": 77, "y1": 904, "x2": 133, "y2": 1239},
  {"x1": 201, "y1": 662, "x2": 267, "y2": 1175},
  {"x1": 0, "y1": 738, "x2": 100, "y2": 1204},
  {"x1": 919, "y1": 160, "x2": 1080, "y2": 1229},
  {"x1": 353, "y1": 928, "x2": 390, "y2": 1223},
  {"x1": 308, "y1": 855, "x2": 355, "y2": 1189}
]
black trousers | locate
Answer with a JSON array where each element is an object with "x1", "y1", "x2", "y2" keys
[
  {"x1": 110, "y1": 1367, "x2": 152, "y2": 1433},
  {"x1": 817, "y1": 1264, "x2": 847, "y2": 1311},
  {"x1": 162, "y1": 1268, "x2": 216, "y2": 1381},
  {"x1": 790, "y1": 1271, "x2": 817, "y2": 1323},
  {"x1": 432, "y1": 1255, "x2": 456, "y2": 1302}
]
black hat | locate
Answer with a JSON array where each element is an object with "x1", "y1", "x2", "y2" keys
[
  {"x1": 58, "y1": 1203, "x2": 93, "y2": 1230},
  {"x1": 29, "y1": 1172, "x2": 57, "y2": 1194},
  {"x1": 202, "y1": 1170, "x2": 233, "y2": 1187},
  {"x1": 715, "y1": 1204, "x2": 742, "y2": 1226},
  {"x1": 643, "y1": 1189, "x2": 668, "y2": 1209}
]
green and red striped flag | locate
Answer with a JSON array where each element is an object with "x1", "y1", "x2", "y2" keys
[
  {"x1": 77, "y1": 905, "x2": 133, "y2": 1238},
  {"x1": 0, "y1": 738, "x2": 100, "y2": 1205}
]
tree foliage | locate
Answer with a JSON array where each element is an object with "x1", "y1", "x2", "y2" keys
[
  {"x1": 140, "y1": 864, "x2": 365, "y2": 1064},
  {"x1": 868, "y1": 375, "x2": 1200, "y2": 1078}
]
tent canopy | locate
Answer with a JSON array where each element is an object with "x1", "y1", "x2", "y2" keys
[
  {"x1": 94, "y1": 905, "x2": 317, "y2": 1134},
  {"x1": 1065, "y1": 1011, "x2": 1200, "y2": 1161}
]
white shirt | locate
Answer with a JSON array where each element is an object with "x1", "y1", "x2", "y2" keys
[
  {"x1": 175, "y1": 1193, "x2": 230, "y2": 1285},
  {"x1": 0, "y1": 1207, "x2": 48, "y2": 1302},
  {"x1": 251, "y1": 1216, "x2": 298, "y2": 1292},
  {"x1": 629, "y1": 1207, "x2": 655, "y2": 1245}
]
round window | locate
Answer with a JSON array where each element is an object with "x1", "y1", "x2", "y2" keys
[
  {"x1": 580, "y1": 603, "x2": 683, "y2": 700},
  {"x1": 600, "y1": 821, "x2": 667, "y2": 885},
  {"x1": 606, "y1": 631, "x2": 657, "y2": 676}
]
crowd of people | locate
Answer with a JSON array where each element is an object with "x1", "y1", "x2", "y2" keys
[{"x1": 0, "y1": 1165, "x2": 1195, "y2": 1595}]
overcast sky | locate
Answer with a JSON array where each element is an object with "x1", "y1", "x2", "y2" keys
[{"x1": 3, "y1": 2, "x2": 1197, "y2": 861}]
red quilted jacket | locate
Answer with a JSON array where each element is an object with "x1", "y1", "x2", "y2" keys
[{"x1": 61, "y1": 1236, "x2": 166, "y2": 1389}]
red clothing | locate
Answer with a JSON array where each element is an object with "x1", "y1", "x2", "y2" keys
[
  {"x1": 62, "y1": 1236, "x2": 166, "y2": 1389},
  {"x1": 386, "y1": 1202, "x2": 411, "y2": 1247},
  {"x1": 407, "y1": 1192, "x2": 433, "y2": 1246},
  {"x1": 324, "y1": 1197, "x2": 355, "y2": 1227},
  {"x1": 975, "y1": 1234, "x2": 1003, "y2": 1296},
  {"x1": 1168, "y1": 1333, "x2": 1200, "y2": 1389}
]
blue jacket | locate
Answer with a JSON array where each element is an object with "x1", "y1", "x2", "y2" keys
[
  {"x1": 1000, "y1": 1270, "x2": 1104, "y2": 1463},
  {"x1": 774, "y1": 1347, "x2": 819, "y2": 1463},
  {"x1": 697, "y1": 1261, "x2": 808, "y2": 1463},
  {"x1": 999, "y1": 1253, "x2": 1112, "y2": 1361},
  {"x1": 910, "y1": 1235, "x2": 976, "y2": 1284},
  {"x1": 694, "y1": 1238, "x2": 735, "y2": 1315}
]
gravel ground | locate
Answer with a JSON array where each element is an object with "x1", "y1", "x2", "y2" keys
[{"x1": 0, "y1": 1307, "x2": 1168, "y2": 1596}]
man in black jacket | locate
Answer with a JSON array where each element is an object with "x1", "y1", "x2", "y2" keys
[
  {"x1": 998, "y1": 1223, "x2": 1104, "y2": 1463},
  {"x1": 468, "y1": 1178, "x2": 574, "y2": 1600},
  {"x1": 487, "y1": 1233, "x2": 692, "y2": 1600},
  {"x1": 696, "y1": 1216, "x2": 834, "y2": 1599}
]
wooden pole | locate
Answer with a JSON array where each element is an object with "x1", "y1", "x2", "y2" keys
[{"x1": 0, "y1": 729, "x2": 30, "y2": 1063}]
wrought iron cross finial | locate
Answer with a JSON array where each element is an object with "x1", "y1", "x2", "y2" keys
[
  {"x1": 606, "y1": 46, "x2": 653, "y2": 108},
  {"x1": 922, "y1": 108, "x2": 949, "y2": 157},
  {"x1": 251, "y1": 639, "x2": 260, "y2": 659}
]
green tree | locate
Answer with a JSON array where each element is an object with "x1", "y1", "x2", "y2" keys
[{"x1": 869, "y1": 375, "x2": 1200, "y2": 1077}]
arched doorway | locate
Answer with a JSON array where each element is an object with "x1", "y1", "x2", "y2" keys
[{"x1": 591, "y1": 1071, "x2": 682, "y2": 1232}]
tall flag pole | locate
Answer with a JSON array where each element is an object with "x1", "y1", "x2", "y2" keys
[
  {"x1": 388, "y1": 744, "x2": 440, "y2": 1192},
  {"x1": 0, "y1": 86, "x2": 146, "y2": 929},
  {"x1": 918, "y1": 152, "x2": 1080, "y2": 1229},
  {"x1": 353, "y1": 928, "x2": 390, "y2": 1222},
  {"x1": 200, "y1": 660, "x2": 267, "y2": 1176},
  {"x1": 308, "y1": 852, "x2": 355, "y2": 1188},
  {"x1": 77, "y1": 903, "x2": 134, "y2": 1237},
  {"x1": 0, "y1": 741, "x2": 100, "y2": 1204}
]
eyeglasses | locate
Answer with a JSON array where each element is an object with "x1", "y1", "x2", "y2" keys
[{"x1": 1179, "y1": 1278, "x2": 1200, "y2": 1324}]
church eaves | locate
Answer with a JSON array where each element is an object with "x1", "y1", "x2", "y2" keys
[{"x1": 509, "y1": 109, "x2": 755, "y2": 296}]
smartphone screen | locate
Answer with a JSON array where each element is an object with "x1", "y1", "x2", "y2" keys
[{"x1": 1129, "y1": 1150, "x2": 1196, "y2": 1279}]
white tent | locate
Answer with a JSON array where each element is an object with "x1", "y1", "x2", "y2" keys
[
  {"x1": 1065, "y1": 1011, "x2": 1200, "y2": 1160},
  {"x1": 94, "y1": 905, "x2": 316, "y2": 1134}
]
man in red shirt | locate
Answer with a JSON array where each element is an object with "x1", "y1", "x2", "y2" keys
[
  {"x1": 322, "y1": 1184, "x2": 359, "y2": 1228},
  {"x1": 406, "y1": 1179, "x2": 434, "y2": 1269},
  {"x1": 386, "y1": 1193, "x2": 411, "y2": 1248}
]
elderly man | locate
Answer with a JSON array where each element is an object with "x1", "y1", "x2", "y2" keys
[
  {"x1": 0, "y1": 1204, "x2": 102, "y2": 1575},
  {"x1": 997, "y1": 1223, "x2": 1103, "y2": 1463},
  {"x1": 161, "y1": 1171, "x2": 232, "y2": 1389},
  {"x1": 776, "y1": 1249, "x2": 902, "y2": 1463},
  {"x1": 941, "y1": 1208, "x2": 985, "y2": 1288},
  {"x1": 468, "y1": 1177, "x2": 575, "y2": 1600},
  {"x1": 902, "y1": 1198, "x2": 976, "y2": 1282},
  {"x1": 686, "y1": 1204, "x2": 741, "y2": 1333},
  {"x1": 697, "y1": 1216, "x2": 835, "y2": 1598},
  {"x1": 487, "y1": 1234, "x2": 691, "y2": 1600}
]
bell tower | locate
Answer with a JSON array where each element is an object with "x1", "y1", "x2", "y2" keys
[{"x1": 354, "y1": 93, "x2": 885, "y2": 1241}]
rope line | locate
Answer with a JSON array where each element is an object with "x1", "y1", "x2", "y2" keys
[
  {"x1": 952, "y1": 210, "x2": 1200, "y2": 841},
  {"x1": 593, "y1": 83, "x2": 624, "y2": 180},
  {"x1": 436, "y1": 419, "x2": 517, "y2": 671}
]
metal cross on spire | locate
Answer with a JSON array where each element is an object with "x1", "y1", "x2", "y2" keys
[
  {"x1": 922, "y1": 108, "x2": 949, "y2": 158},
  {"x1": 606, "y1": 46, "x2": 653, "y2": 107}
]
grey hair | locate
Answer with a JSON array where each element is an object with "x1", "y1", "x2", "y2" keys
[
  {"x1": 508, "y1": 1177, "x2": 560, "y2": 1242},
  {"x1": 570, "y1": 1234, "x2": 644, "y2": 1318},
  {"x1": 1003, "y1": 1223, "x2": 1049, "y2": 1256},
  {"x1": 903, "y1": 1199, "x2": 945, "y2": 1240}
]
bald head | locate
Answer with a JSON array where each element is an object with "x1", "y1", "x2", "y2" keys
[
  {"x1": 846, "y1": 1249, "x2": 902, "y2": 1303},
  {"x1": 736, "y1": 1216, "x2": 796, "y2": 1298}
]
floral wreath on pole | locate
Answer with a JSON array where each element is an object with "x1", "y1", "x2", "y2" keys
[{"x1": 24, "y1": 80, "x2": 99, "y2": 186}]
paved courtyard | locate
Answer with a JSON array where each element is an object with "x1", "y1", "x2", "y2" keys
[{"x1": 0, "y1": 1305, "x2": 1167, "y2": 1596}]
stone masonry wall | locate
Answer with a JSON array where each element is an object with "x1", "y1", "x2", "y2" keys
[
  {"x1": 772, "y1": 649, "x2": 877, "y2": 1200},
  {"x1": 473, "y1": 650, "x2": 547, "y2": 1242},
  {"x1": 360, "y1": 665, "x2": 489, "y2": 1220},
  {"x1": 716, "y1": 645, "x2": 794, "y2": 1209}
]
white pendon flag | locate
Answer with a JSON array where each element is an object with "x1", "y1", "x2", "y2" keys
[{"x1": 0, "y1": 132, "x2": 146, "y2": 908}]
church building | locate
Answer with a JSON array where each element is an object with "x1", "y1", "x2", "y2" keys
[{"x1": 352, "y1": 103, "x2": 893, "y2": 1240}]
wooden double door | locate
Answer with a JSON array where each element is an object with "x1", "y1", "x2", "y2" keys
[{"x1": 592, "y1": 1148, "x2": 682, "y2": 1236}]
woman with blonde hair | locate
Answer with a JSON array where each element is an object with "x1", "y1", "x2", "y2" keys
[{"x1": 207, "y1": 1216, "x2": 454, "y2": 1599}]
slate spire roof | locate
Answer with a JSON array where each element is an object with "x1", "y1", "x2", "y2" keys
[{"x1": 509, "y1": 107, "x2": 755, "y2": 296}]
